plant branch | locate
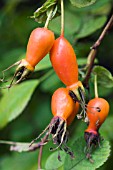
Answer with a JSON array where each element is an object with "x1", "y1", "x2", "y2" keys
[
  {"x1": 0, "y1": 140, "x2": 46, "y2": 152},
  {"x1": 83, "y1": 49, "x2": 97, "y2": 88},
  {"x1": 91, "y1": 15, "x2": 113, "y2": 49},
  {"x1": 83, "y1": 14, "x2": 113, "y2": 88},
  {"x1": 38, "y1": 135, "x2": 48, "y2": 170}
]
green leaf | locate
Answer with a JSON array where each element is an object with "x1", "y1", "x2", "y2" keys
[
  {"x1": 0, "y1": 49, "x2": 24, "y2": 76},
  {"x1": 88, "y1": 2, "x2": 111, "y2": 15},
  {"x1": 67, "y1": 0, "x2": 112, "y2": 15},
  {"x1": 35, "y1": 54, "x2": 52, "y2": 71},
  {"x1": 33, "y1": 0, "x2": 59, "y2": 23},
  {"x1": 33, "y1": 91, "x2": 53, "y2": 130},
  {"x1": 0, "y1": 152, "x2": 38, "y2": 170},
  {"x1": 0, "y1": 80, "x2": 39, "y2": 129},
  {"x1": 49, "y1": 10, "x2": 81, "y2": 36},
  {"x1": 40, "y1": 72, "x2": 64, "y2": 93},
  {"x1": 45, "y1": 151, "x2": 66, "y2": 170},
  {"x1": 70, "y1": 0, "x2": 97, "y2": 8},
  {"x1": 64, "y1": 137, "x2": 111, "y2": 170},
  {"x1": 76, "y1": 16, "x2": 107, "y2": 39},
  {"x1": 100, "y1": 115, "x2": 113, "y2": 141},
  {"x1": 92, "y1": 66, "x2": 113, "y2": 88},
  {"x1": 78, "y1": 58, "x2": 87, "y2": 65}
]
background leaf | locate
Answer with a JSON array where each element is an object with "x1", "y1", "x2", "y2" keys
[
  {"x1": 64, "y1": 137, "x2": 111, "y2": 170},
  {"x1": 70, "y1": 0, "x2": 97, "y2": 8},
  {"x1": 49, "y1": 10, "x2": 81, "y2": 36},
  {"x1": 35, "y1": 54, "x2": 52, "y2": 71},
  {"x1": 40, "y1": 72, "x2": 64, "y2": 93},
  {"x1": 75, "y1": 16, "x2": 107, "y2": 39},
  {"x1": 45, "y1": 151, "x2": 66, "y2": 170},
  {"x1": 0, "y1": 152, "x2": 38, "y2": 170},
  {"x1": 92, "y1": 66, "x2": 113, "y2": 88},
  {"x1": 0, "y1": 80, "x2": 39, "y2": 129}
]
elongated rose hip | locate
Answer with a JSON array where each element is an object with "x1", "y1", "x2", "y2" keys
[
  {"x1": 2, "y1": 27, "x2": 55, "y2": 87},
  {"x1": 50, "y1": 36, "x2": 78, "y2": 86},
  {"x1": 26, "y1": 27, "x2": 55, "y2": 68},
  {"x1": 50, "y1": 35, "x2": 85, "y2": 106}
]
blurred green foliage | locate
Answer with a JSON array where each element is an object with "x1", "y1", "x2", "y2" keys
[{"x1": 0, "y1": 0, "x2": 113, "y2": 170}]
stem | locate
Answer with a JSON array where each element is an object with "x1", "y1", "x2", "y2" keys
[
  {"x1": 94, "y1": 74, "x2": 98, "y2": 98},
  {"x1": 38, "y1": 135, "x2": 48, "y2": 170},
  {"x1": 0, "y1": 140, "x2": 41, "y2": 152},
  {"x1": 61, "y1": 0, "x2": 64, "y2": 36},
  {"x1": 44, "y1": 7, "x2": 53, "y2": 28},
  {"x1": 83, "y1": 49, "x2": 97, "y2": 88},
  {"x1": 38, "y1": 146, "x2": 42, "y2": 169},
  {"x1": 83, "y1": 14, "x2": 113, "y2": 87},
  {"x1": 92, "y1": 15, "x2": 113, "y2": 49}
]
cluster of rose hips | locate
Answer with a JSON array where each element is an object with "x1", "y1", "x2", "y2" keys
[
  {"x1": 1, "y1": 3, "x2": 109, "y2": 161},
  {"x1": 2, "y1": 25, "x2": 110, "y2": 160}
]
